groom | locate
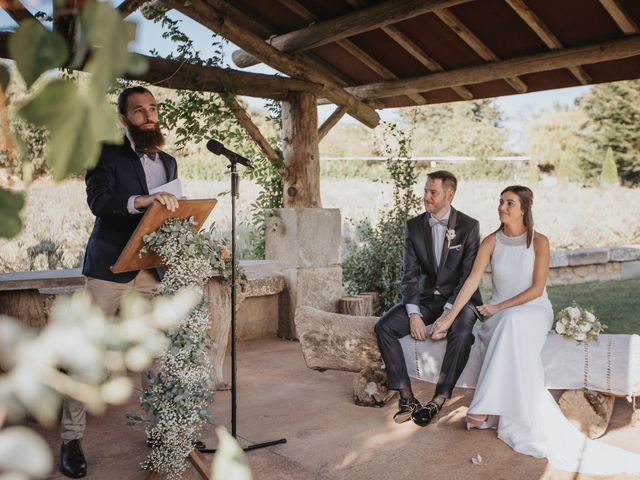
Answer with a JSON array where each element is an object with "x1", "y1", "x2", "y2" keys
[{"x1": 375, "y1": 170, "x2": 482, "y2": 426}]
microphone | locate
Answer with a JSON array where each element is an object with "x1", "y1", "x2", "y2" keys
[{"x1": 206, "y1": 139, "x2": 253, "y2": 169}]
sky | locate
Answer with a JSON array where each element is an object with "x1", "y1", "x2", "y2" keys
[{"x1": 1, "y1": 3, "x2": 592, "y2": 151}]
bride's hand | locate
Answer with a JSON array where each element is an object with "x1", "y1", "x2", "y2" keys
[
  {"x1": 478, "y1": 304, "x2": 500, "y2": 318},
  {"x1": 430, "y1": 313, "x2": 451, "y2": 341}
]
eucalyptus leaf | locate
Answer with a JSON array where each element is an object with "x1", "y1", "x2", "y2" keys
[
  {"x1": 0, "y1": 188, "x2": 24, "y2": 238},
  {"x1": 211, "y1": 427, "x2": 252, "y2": 480},
  {"x1": 0, "y1": 63, "x2": 10, "y2": 91},
  {"x1": 18, "y1": 79, "x2": 120, "y2": 178},
  {"x1": 8, "y1": 19, "x2": 68, "y2": 88}
]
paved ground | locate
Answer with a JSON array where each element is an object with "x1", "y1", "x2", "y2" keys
[{"x1": 35, "y1": 337, "x2": 640, "y2": 480}]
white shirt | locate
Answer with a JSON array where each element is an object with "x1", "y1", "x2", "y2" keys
[{"x1": 125, "y1": 130, "x2": 168, "y2": 214}]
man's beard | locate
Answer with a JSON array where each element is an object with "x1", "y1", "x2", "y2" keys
[{"x1": 127, "y1": 121, "x2": 165, "y2": 153}]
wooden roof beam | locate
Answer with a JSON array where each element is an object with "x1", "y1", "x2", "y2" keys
[
  {"x1": 231, "y1": 0, "x2": 474, "y2": 69},
  {"x1": 163, "y1": 0, "x2": 380, "y2": 128},
  {"x1": 506, "y1": 0, "x2": 590, "y2": 84},
  {"x1": 435, "y1": 8, "x2": 528, "y2": 94},
  {"x1": 598, "y1": 0, "x2": 640, "y2": 35},
  {"x1": 318, "y1": 105, "x2": 348, "y2": 141},
  {"x1": 117, "y1": 0, "x2": 148, "y2": 17},
  {"x1": 348, "y1": 35, "x2": 640, "y2": 100},
  {"x1": 225, "y1": 96, "x2": 282, "y2": 166},
  {"x1": 0, "y1": 0, "x2": 39, "y2": 23},
  {"x1": 278, "y1": 0, "x2": 426, "y2": 106}
]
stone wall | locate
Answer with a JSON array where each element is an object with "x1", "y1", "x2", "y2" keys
[{"x1": 482, "y1": 245, "x2": 640, "y2": 288}]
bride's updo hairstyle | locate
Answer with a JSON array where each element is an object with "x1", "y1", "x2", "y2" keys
[{"x1": 500, "y1": 185, "x2": 534, "y2": 248}]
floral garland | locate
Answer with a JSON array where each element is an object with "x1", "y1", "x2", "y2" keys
[{"x1": 128, "y1": 217, "x2": 231, "y2": 479}]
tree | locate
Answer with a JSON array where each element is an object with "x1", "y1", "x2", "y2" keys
[
  {"x1": 600, "y1": 147, "x2": 620, "y2": 186},
  {"x1": 522, "y1": 106, "x2": 589, "y2": 182},
  {"x1": 397, "y1": 99, "x2": 507, "y2": 158},
  {"x1": 577, "y1": 80, "x2": 640, "y2": 185}
]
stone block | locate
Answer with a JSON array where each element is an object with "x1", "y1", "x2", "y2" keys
[
  {"x1": 567, "y1": 247, "x2": 609, "y2": 266},
  {"x1": 278, "y1": 266, "x2": 342, "y2": 339},
  {"x1": 621, "y1": 261, "x2": 640, "y2": 280},
  {"x1": 237, "y1": 295, "x2": 279, "y2": 341},
  {"x1": 265, "y1": 208, "x2": 342, "y2": 268},
  {"x1": 610, "y1": 246, "x2": 640, "y2": 262},
  {"x1": 550, "y1": 250, "x2": 569, "y2": 268}
]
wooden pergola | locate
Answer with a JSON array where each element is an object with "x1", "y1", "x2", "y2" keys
[{"x1": 1, "y1": 0, "x2": 640, "y2": 208}]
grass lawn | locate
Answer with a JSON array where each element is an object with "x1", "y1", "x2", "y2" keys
[
  {"x1": 547, "y1": 278, "x2": 640, "y2": 335},
  {"x1": 480, "y1": 277, "x2": 640, "y2": 334}
]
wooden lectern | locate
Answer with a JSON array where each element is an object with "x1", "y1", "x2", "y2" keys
[
  {"x1": 111, "y1": 199, "x2": 217, "y2": 273},
  {"x1": 111, "y1": 199, "x2": 217, "y2": 480}
]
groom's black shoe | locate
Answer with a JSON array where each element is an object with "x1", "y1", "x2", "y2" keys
[
  {"x1": 393, "y1": 396, "x2": 420, "y2": 424},
  {"x1": 411, "y1": 400, "x2": 442, "y2": 427},
  {"x1": 60, "y1": 439, "x2": 87, "y2": 478}
]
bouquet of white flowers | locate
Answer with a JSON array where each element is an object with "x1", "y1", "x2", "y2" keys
[{"x1": 554, "y1": 304, "x2": 607, "y2": 342}]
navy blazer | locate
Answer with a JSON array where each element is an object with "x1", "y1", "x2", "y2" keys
[
  {"x1": 82, "y1": 137, "x2": 178, "y2": 283},
  {"x1": 401, "y1": 207, "x2": 483, "y2": 311}
]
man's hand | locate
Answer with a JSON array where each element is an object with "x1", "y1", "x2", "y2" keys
[
  {"x1": 430, "y1": 311, "x2": 452, "y2": 341},
  {"x1": 409, "y1": 313, "x2": 427, "y2": 341},
  {"x1": 477, "y1": 304, "x2": 500, "y2": 318},
  {"x1": 134, "y1": 192, "x2": 179, "y2": 212}
]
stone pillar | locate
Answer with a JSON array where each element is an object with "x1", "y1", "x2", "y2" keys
[{"x1": 266, "y1": 208, "x2": 342, "y2": 339}]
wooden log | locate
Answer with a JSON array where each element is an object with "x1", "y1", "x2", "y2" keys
[
  {"x1": 231, "y1": 0, "x2": 473, "y2": 68},
  {"x1": 164, "y1": 0, "x2": 380, "y2": 128},
  {"x1": 353, "y1": 364, "x2": 394, "y2": 407},
  {"x1": 205, "y1": 278, "x2": 245, "y2": 390},
  {"x1": 359, "y1": 291, "x2": 380, "y2": 315},
  {"x1": 339, "y1": 296, "x2": 371, "y2": 317},
  {"x1": 558, "y1": 389, "x2": 616, "y2": 439},
  {"x1": 348, "y1": 35, "x2": 640, "y2": 100},
  {"x1": 294, "y1": 305, "x2": 380, "y2": 372},
  {"x1": 0, "y1": 290, "x2": 51, "y2": 329},
  {"x1": 281, "y1": 92, "x2": 322, "y2": 208}
]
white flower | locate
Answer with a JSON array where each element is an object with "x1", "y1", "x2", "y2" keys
[
  {"x1": 575, "y1": 332, "x2": 587, "y2": 341},
  {"x1": 585, "y1": 311, "x2": 596, "y2": 323},
  {"x1": 566, "y1": 306, "x2": 580, "y2": 321},
  {"x1": 100, "y1": 377, "x2": 133, "y2": 405},
  {"x1": 555, "y1": 322, "x2": 566, "y2": 334},
  {"x1": 446, "y1": 228, "x2": 456, "y2": 242}
]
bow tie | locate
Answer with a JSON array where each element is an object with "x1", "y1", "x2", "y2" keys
[
  {"x1": 136, "y1": 150, "x2": 158, "y2": 160},
  {"x1": 428, "y1": 217, "x2": 448, "y2": 227}
]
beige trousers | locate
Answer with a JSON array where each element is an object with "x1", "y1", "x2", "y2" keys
[{"x1": 61, "y1": 269, "x2": 159, "y2": 441}]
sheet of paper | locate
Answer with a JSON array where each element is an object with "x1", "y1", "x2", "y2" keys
[{"x1": 149, "y1": 178, "x2": 183, "y2": 198}]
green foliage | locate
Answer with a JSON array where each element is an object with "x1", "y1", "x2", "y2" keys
[
  {"x1": 342, "y1": 123, "x2": 421, "y2": 313},
  {"x1": 0, "y1": 187, "x2": 24, "y2": 238},
  {"x1": 600, "y1": 147, "x2": 619, "y2": 186},
  {"x1": 577, "y1": 80, "x2": 640, "y2": 185},
  {"x1": 8, "y1": 20, "x2": 68, "y2": 89},
  {"x1": 523, "y1": 106, "x2": 588, "y2": 182},
  {"x1": 398, "y1": 100, "x2": 507, "y2": 158}
]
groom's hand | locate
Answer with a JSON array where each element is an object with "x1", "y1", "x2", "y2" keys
[{"x1": 409, "y1": 314, "x2": 427, "y2": 341}]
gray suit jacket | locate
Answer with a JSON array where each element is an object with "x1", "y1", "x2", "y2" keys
[{"x1": 401, "y1": 207, "x2": 483, "y2": 311}]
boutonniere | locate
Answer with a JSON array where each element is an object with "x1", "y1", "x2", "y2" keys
[{"x1": 446, "y1": 228, "x2": 456, "y2": 249}]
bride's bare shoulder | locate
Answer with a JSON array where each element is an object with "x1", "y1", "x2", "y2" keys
[
  {"x1": 533, "y1": 232, "x2": 549, "y2": 249},
  {"x1": 480, "y1": 232, "x2": 497, "y2": 249}
]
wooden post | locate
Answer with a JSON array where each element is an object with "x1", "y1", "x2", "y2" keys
[{"x1": 281, "y1": 92, "x2": 322, "y2": 208}]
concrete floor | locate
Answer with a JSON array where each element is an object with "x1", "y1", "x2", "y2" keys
[{"x1": 36, "y1": 338, "x2": 640, "y2": 480}]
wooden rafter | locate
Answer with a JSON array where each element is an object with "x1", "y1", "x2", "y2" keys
[
  {"x1": 231, "y1": 0, "x2": 474, "y2": 68},
  {"x1": 117, "y1": 0, "x2": 147, "y2": 16},
  {"x1": 318, "y1": 105, "x2": 348, "y2": 141},
  {"x1": 598, "y1": 0, "x2": 640, "y2": 35},
  {"x1": 435, "y1": 8, "x2": 528, "y2": 93},
  {"x1": 163, "y1": 0, "x2": 380, "y2": 128},
  {"x1": 225, "y1": 96, "x2": 282, "y2": 166},
  {"x1": 348, "y1": 35, "x2": 640, "y2": 100},
  {"x1": 278, "y1": 0, "x2": 426, "y2": 106},
  {"x1": 0, "y1": 0, "x2": 38, "y2": 23},
  {"x1": 381, "y1": 25, "x2": 474, "y2": 101},
  {"x1": 506, "y1": 0, "x2": 590, "y2": 84},
  {"x1": 133, "y1": 55, "x2": 323, "y2": 99}
]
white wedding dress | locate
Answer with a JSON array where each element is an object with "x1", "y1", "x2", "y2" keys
[{"x1": 469, "y1": 230, "x2": 640, "y2": 474}]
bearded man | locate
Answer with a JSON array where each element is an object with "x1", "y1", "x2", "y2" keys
[{"x1": 59, "y1": 86, "x2": 179, "y2": 478}]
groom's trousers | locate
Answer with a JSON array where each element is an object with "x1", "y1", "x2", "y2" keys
[{"x1": 375, "y1": 295, "x2": 477, "y2": 399}]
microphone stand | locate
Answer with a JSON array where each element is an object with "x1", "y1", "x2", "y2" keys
[{"x1": 199, "y1": 151, "x2": 286, "y2": 454}]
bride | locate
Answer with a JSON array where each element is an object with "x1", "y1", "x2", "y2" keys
[{"x1": 430, "y1": 185, "x2": 640, "y2": 474}]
